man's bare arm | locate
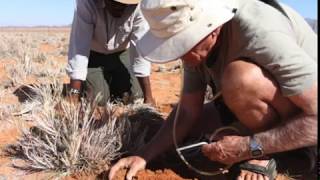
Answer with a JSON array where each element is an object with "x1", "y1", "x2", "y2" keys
[
  {"x1": 139, "y1": 90, "x2": 205, "y2": 161},
  {"x1": 255, "y1": 82, "x2": 317, "y2": 154},
  {"x1": 109, "y1": 89, "x2": 205, "y2": 180},
  {"x1": 137, "y1": 76, "x2": 155, "y2": 105},
  {"x1": 201, "y1": 82, "x2": 317, "y2": 164}
]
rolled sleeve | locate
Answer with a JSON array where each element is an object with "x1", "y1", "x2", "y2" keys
[
  {"x1": 129, "y1": 43, "x2": 151, "y2": 77},
  {"x1": 67, "y1": 0, "x2": 95, "y2": 80},
  {"x1": 129, "y1": 5, "x2": 151, "y2": 77},
  {"x1": 66, "y1": 55, "x2": 88, "y2": 80}
]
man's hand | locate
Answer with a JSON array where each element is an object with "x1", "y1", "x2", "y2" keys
[
  {"x1": 109, "y1": 156, "x2": 146, "y2": 180},
  {"x1": 202, "y1": 136, "x2": 250, "y2": 165}
]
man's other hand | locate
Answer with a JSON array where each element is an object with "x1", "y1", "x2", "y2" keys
[
  {"x1": 202, "y1": 136, "x2": 250, "y2": 165},
  {"x1": 109, "y1": 156, "x2": 146, "y2": 180}
]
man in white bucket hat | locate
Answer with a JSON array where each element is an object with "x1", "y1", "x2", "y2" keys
[
  {"x1": 109, "y1": 0, "x2": 317, "y2": 179},
  {"x1": 66, "y1": 0, "x2": 155, "y2": 105}
]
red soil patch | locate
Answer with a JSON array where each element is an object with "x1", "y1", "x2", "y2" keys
[
  {"x1": 0, "y1": 94, "x2": 18, "y2": 106},
  {"x1": 113, "y1": 169, "x2": 191, "y2": 180},
  {"x1": 39, "y1": 43, "x2": 56, "y2": 53},
  {"x1": 151, "y1": 63, "x2": 181, "y2": 116},
  {"x1": 0, "y1": 127, "x2": 20, "y2": 148},
  {"x1": 0, "y1": 126, "x2": 24, "y2": 179},
  {"x1": 53, "y1": 56, "x2": 66, "y2": 64}
]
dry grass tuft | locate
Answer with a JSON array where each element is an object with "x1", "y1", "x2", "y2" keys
[{"x1": 3, "y1": 83, "x2": 164, "y2": 177}]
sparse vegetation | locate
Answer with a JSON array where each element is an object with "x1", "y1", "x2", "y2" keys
[
  {"x1": 0, "y1": 28, "x2": 164, "y2": 178},
  {"x1": 3, "y1": 82, "x2": 163, "y2": 177},
  {"x1": 0, "y1": 29, "x2": 68, "y2": 87}
]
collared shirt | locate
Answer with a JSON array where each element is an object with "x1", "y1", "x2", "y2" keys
[
  {"x1": 66, "y1": 0, "x2": 151, "y2": 80},
  {"x1": 183, "y1": 0, "x2": 317, "y2": 97}
]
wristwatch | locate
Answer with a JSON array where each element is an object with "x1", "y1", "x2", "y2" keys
[
  {"x1": 69, "y1": 88, "x2": 81, "y2": 95},
  {"x1": 249, "y1": 135, "x2": 264, "y2": 158}
]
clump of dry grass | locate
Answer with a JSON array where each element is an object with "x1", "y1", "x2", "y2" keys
[
  {"x1": 0, "y1": 28, "x2": 163, "y2": 178},
  {"x1": 3, "y1": 83, "x2": 164, "y2": 177}
]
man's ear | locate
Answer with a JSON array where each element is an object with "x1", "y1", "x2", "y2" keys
[{"x1": 211, "y1": 26, "x2": 223, "y2": 36}]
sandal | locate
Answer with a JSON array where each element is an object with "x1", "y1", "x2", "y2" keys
[{"x1": 239, "y1": 159, "x2": 277, "y2": 180}]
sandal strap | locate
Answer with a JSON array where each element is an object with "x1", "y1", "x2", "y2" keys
[{"x1": 239, "y1": 159, "x2": 277, "y2": 180}]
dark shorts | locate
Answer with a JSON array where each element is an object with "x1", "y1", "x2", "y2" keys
[
  {"x1": 84, "y1": 50, "x2": 142, "y2": 105},
  {"x1": 214, "y1": 97, "x2": 317, "y2": 176}
]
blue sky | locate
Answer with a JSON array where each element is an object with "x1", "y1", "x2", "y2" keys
[{"x1": 0, "y1": 0, "x2": 317, "y2": 26}]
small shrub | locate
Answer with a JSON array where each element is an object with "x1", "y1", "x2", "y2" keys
[{"x1": 4, "y1": 84, "x2": 163, "y2": 177}]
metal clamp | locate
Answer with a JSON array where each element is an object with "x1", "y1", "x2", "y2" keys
[{"x1": 175, "y1": 126, "x2": 240, "y2": 176}]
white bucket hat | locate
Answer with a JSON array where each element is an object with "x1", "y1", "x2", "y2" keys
[
  {"x1": 136, "y1": 0, "x2": 238, "y2": 63},
  {"x1": 114, "y1": 0, "x2": 140, "y2": 5}
]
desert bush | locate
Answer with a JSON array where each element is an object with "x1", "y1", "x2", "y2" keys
[{"x1": 4, "y1": 83, "x2": 163, "y2": 177}]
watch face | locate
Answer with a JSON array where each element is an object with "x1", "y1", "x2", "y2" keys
[
  {"x1": 250, "y1": 136, "x2": 263, "y2": 158},
  {"x1": 251, "y1": 149, "x2": 263, "y2": 157}
]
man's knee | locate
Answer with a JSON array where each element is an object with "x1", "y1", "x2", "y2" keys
[
  {"x1": 221, "y1": 60, "x2": 280, "y2": 131},
  {"x1": 222, "y1": 61, "x2": 277, "y2": 106}
]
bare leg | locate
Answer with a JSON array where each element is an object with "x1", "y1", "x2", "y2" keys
[
  {"x1": 221, "y1": 60, "x2": 297, "y2": 133},
  {"x1": 221, "y1": 60, "x2": 299, "y2": 179}
]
